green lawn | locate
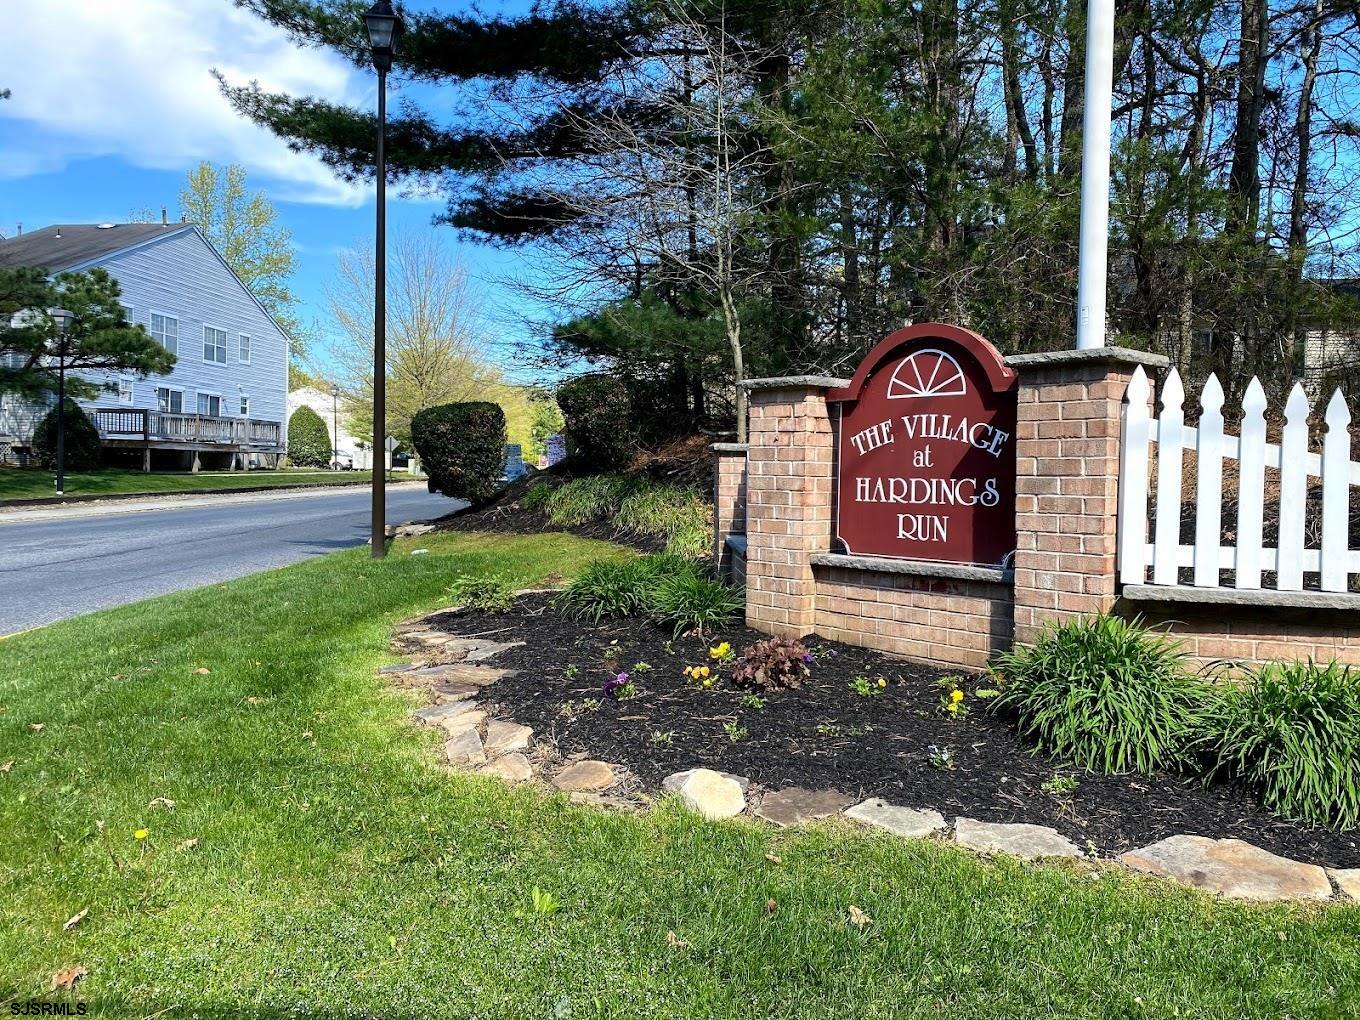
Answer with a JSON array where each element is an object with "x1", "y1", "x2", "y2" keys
[
  {"x1": 1, "y1": 531, "x2": 1357, "y2": 1019},
  {"x1": 0, "y1": 467, "x2": 405, "y2": 503}
]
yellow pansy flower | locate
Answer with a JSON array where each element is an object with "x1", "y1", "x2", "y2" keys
[{"x1": 950, "y1": 689, "x2": 964, "y2": 704}]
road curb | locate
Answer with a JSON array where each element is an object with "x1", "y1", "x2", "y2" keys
[{"x1": 0, "y1": 478, "x2": 424, "y2": 510}]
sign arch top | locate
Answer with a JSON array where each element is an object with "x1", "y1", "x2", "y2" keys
[{"x1": 826, "y1": 323, "x2": 1019, "y2": 568}]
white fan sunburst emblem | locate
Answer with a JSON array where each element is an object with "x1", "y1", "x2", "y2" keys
[{"x1": 885, "y1": 349, "x2": 968, "y2": 399}]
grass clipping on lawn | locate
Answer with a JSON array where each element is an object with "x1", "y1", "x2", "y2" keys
[{"x1": 0, "y1": 530, "x2": 1356, "y2": 1018}]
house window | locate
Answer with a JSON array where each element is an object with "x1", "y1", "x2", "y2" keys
[
  {"x1": 150, "y1": 313, "x2": 178, "y2": 355},
  {"x1": 203, "y1": 326, "x2": 228, "y2": 365},
  {"x1": 239, "y1": 394, "x2": 251, "y2": 417},
  {"x1": 197, "y1": 393, "x2": 221, "y2": 416},
  {"x1": 239, "y1": 334, "x2": 252, "y2": 363},
  {"x1": 117, "y1": 378, "x2": 134, "y2": 405},
  {"x1": 156, "y1": 387, "x2": 183, "y2": 414}
]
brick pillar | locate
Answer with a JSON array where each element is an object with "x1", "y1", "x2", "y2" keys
[
  {"x1": 711, "y1": 442, "x2": 749, "y2": 575},
  {"x1": 742, "y1": 377, "x2": 845, "y2": 638},
  {"x1": 1007, "y1": 348, "x2": 1168, "y2": 645}
]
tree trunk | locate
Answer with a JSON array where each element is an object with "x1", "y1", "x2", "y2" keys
[{"x1": 1228, "y1": 0, "x2": 1269, "y2": 235}]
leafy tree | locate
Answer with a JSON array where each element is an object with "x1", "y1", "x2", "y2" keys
[
  {"x1": 326, "y1": 232, "x2": 503, "y2": 446},
  {"x1": 227, "y1": 0, "x2": 1360, "y2": 432},
  {"x1": 287, "y1": 405, "x2": 332, "y2": 467},
  {"x1": 179, "y1": 162, "x2": 309, "y2": 365},
  {"x1": 529, "y1": 396, "x2": 565, "y2": 459}
]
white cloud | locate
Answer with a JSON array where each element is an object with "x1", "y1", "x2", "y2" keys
[{"x1": 0, "y1": 0, "x2": 373, "y2": 206}]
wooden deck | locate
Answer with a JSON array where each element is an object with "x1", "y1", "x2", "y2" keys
[{"x1": 92, "y1": 407, "x2": 285, "y2": 469}]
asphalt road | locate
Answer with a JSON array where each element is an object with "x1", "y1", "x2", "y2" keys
[{"x1": 0, "y1": 486, "x2": 461, "y2": 633}]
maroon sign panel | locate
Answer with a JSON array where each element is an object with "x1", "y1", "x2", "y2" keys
[{"x1": 827, "y1": 324, "x2": 1018, "y2": 567}]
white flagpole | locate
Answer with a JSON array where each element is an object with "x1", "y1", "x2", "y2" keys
[{"x1": 1075, "y1": 0, "x2": 1116, "y2": 350}]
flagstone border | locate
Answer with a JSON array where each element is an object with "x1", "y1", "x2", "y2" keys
[{"x1": 382, "y1": 610, "x2": 1359, "y2": 906}]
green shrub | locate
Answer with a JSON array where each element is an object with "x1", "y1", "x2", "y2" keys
[
  {"x1": 1209, "y1": 660, "x2": 1360, "y2": 828},
  {"x1": 411, "y1": 401, "x2": 507, "y2": 505},
  {"x1": 32, "y1": 399, "x2": 101, "y2": 470},
  {"x1": 448, "y1": 573, "x2": 516, "y2": 614},
  {"x1": 648, "y1": 572, "x2": 743, "y2": 637},
  {"x1": 287, "y1": 405, "x2": 332, "y2": 467},
  {"x1": 519, "y1": 480, "x2": 555, "y2": 513},
  {"x1": 556, "y1": 375, "x2": 638, "y2": 470},
  {"x1": 992, "y1": 615, "x2": 1210, "y2": 775}
]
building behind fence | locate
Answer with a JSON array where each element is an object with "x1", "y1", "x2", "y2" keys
[{"x1": 714, "y1": 334, "x2": 1360, "y2": 671}]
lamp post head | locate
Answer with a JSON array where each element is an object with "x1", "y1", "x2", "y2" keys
[
  {"x1": 363, "y1": 1, "x2": 404, "y2": 72},
  {"x1": 48, "y1": 307, "x2": 73, "y2": 334},
  {"x1": 331, "y1": 384, "x2": 340, "y2": 399}
]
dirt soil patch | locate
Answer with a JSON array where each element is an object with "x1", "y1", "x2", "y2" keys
[{"x1": 422, "y1": 594, "x2": 1360, "y2": 869}]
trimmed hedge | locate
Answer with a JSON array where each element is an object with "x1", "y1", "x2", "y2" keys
[
  {"x1": 32, "y1": 399, "x2": 101, "y2": 470},
  {"x1": 288, "y1": 406, "x2": 332, "y2": 467},
  {"x1": 412, "y1": 401, "x2": 507, "y2": 504},
  {"x1": 556, "y1": 375, "x2": 637, "y2": 470}
]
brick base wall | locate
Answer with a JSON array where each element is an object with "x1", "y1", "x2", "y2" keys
[
  {"x1": 1118, "y1": 600, "x2": 1360, "y2": 669},
  {"x1": 812, "y1": 564, "x2": 1014, "y2": 672}
]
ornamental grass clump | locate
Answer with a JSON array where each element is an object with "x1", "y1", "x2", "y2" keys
[
  {"x1": 648, "y1": 571, "x2": 742, "y2": 637},
  {"x1": 992, "y1": 615, "x2": 1210, "y2": 776},
  {"x1": 1208, "y1": 660, "x2": 1360, "y2": 829},
  {"x1": 555, "y1": 558, "x2": 654, "y2": 623},
  {"x1": 555, "y1": 554, "x2": 742, "y2": 635}
]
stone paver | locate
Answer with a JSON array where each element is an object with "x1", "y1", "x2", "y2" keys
[
  {"x1": 1329, "y1": 869, "x2": 1360, "y2": 901},
  {"x1": 666, "y1": 768, "x2": 745, "y2": 819},
  {"x1": 461, "y1": 640, "x2": 526, "y2": 663},
  {"x1": 377, "y1": 663, "x2": 413, "y2": 674},
  {"x1": 388, "y1": 664, "x2": 516, "y2": 688},
  {"x1": 412, "y1": 699, "x2": 479, "y2": 727},
  {"x1": 662, "y1": 768, "x2": 751, "y2": 793},
  {"x1": 1120, "y1": 836, "x2": 1331, "y2": 901},
  {"x1": 552, "y1": 760, "x2": 616, "y2": 793},
  {"x1": 954, "y1": 818, "x2": 1082, "y2": 860},
  {"x1": 439, "y1": 710, "x2": 485, "y2": 736},
  {"x1": 444, "y1": 729, "x2": 486, "y2": 767},
  {"x1": 755, "y1": 787, "x2": 853, "y2": 827},
  {"x1": 431, "y1": 682, "x2": 481, "y2": 701},
  {"x1": 845, "y1": 799, "x2": 946, "y2": 839},
  {"x1": 484, "y1": 720, "x2": 533, "y2": 756},
  {"x1": 481, "y1": 752, "x2": 533, "y2": 783}
]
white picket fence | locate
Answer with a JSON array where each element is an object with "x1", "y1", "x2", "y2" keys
[{"x1": 1118, "y1": 367, "x2": 1360, "y2": 593}]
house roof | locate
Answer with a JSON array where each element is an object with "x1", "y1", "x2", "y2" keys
[{"x1": 0, "y1": 223, "x2": 192, "y2": 272}]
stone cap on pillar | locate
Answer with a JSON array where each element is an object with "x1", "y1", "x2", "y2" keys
[
  {"x1": 1006, "y1": 347, "x2": 1170, "y2": 372},
  {"x1": 740, "y1": 375, "x2": 851, "y2": 391},
  {"x1": 711, "y1": 442, "x2": 750, "y2": 453}
]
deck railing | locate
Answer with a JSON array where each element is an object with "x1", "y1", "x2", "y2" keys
[{"x1": 91, "y1": 408, "x2": 283, "y2": 448}]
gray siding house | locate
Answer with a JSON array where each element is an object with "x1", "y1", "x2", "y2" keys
[{"x1": 0, "y1": 222, "x2": 289, "y2": 468}]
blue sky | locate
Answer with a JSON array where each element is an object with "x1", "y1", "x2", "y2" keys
[{"x1": 0, "y1": 0, "x2": 548, "y2": 383}]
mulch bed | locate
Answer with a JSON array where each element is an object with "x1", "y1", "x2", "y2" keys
[
  {"x1": 424, "y1": 594, "x2": 1360, "y2": 869},
  {"x1": 436, "y1": 500, "x2": 664, "y2": 553}
]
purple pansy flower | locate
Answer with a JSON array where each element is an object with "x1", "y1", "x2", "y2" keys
[{"x1": 602, "y1": 672, "x2": 630, "y2": 699}]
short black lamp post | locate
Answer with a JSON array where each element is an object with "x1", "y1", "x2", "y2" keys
[
  {"x1": 48, "y1": 307, "x2": 74, "y2": 496},
  {"x1": 363, "y1": 0, "x2": 403, "y2": 558},
  {"x1": 330, "y1": 383, "x2": 341, "y2": 468}
]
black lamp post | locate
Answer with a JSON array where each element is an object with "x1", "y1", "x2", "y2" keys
[
  {"x1": 363, "y1": 0, "x2": 403, "y2": 558},
  {"x1": 330, "y1": 383, "x2": 340, "y2": 468},
  {"x1": 48, "y1": 307, "x2": 73, "y2": 496}
]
